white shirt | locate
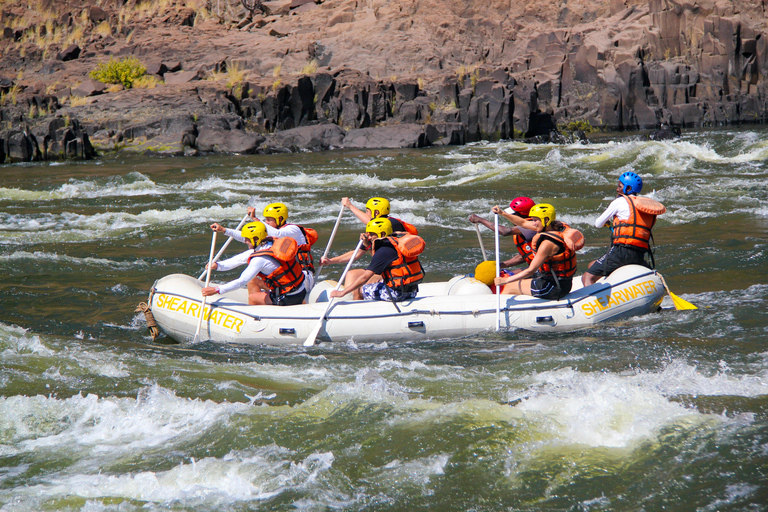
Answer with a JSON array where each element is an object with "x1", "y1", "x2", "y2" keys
[
  {"x1": 215, "y1": 242, "x2": 279, "y2": 294},
  {"x1": 594, "y1": 196, "x2": 632, "y2": 228},
  {"x1": 223, "y1": 225, "x2": 307, "y2": 245},
  {"x1": 215, "y1": 241, "x2": 309, "y2": 296}
]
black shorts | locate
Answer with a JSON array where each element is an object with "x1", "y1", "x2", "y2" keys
[
  {"x1": 530, "y1": 275, "x2": 572, "y2": 300},
  {"x1": 586, "y1": 245, "x2": 650, "y2": 277},
  {"x1": 270, "y1": 288, "x2": 306, "y2": 306}
]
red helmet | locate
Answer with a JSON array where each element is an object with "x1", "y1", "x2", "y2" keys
[{"x1": 509, "y1": 197, "x2": 535, "y2": 216}]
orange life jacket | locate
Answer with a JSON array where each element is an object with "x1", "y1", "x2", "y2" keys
[
  {"x1": 288, "y1": 224, "x2": 318, "y2": 272},
  {"x1": 611, "y1": 195, "x2": 666, "y2": 251},
  {"x1": 373, "y1": 234, "x2": 426, "y2": 290},
  {"x1": 248, "y1": 237, "x2": 305, "y2": 295},
  {"x1": 512, "y1": 232, "x2": 535, "y2": 264},
  {"x1": 389, "y1": 216, "x2": 419, "y2": 235},
  {"x1": 532, "y1": 223, "x2": 584, "y2": 279}
]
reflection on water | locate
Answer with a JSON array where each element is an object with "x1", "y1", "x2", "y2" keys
[{"x1": 1, "y1": 127, "x2": 767, "y2": 510}]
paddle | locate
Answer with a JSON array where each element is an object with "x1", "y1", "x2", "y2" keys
[
  {"x1": 198, "y1": 213, "x2": 251, "y2": 280},
  {"x1": 304, "y1": 238, "x2": 365, "y2": 347},
  {"x1": 474, "y1": 223, "x2": 488, "y2": 261},
  {"x1": 658, "y1": 273, "x2": 698, "y2": 310},
  {"x1": 314, "y1": 204, "x2": 345, "y2": 278},
  {"x1": 194, "y1": 230, "x2": 218, "y2": 342},
  {"x1": 494, "y1": 212, "x2": 501, "y2": 331}
]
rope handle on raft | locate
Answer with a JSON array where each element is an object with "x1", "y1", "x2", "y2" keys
[{"x1": 135, "y1": 302, "x2": 160, "y2": 341}]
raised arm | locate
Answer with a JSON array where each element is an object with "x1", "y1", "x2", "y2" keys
[
  {"x1": 491, "y1": 205, "x2": 539, "y2": 231},
  {"x1": 469, "y1": 214, "x2": 515, "y2": 236},
  {"x1": 342, "y1": 197, "x2": 371, "y2": 224}
]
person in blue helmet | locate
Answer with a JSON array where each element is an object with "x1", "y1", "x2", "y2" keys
[{"x1": 582, "y1": 171, "x2": 666, "y2": 286}]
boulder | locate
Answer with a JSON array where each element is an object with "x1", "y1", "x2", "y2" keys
[
  {"x1": 196, "y1": 128, "x2": 264, "y2": 154},
  {"x1": 264, "y1": 124, "x2": 345, "y2": 152},
  {"x1": 56, "y1": 44, "x2": 81, "y2": 61},
  {"x1": 164, "y1": 70, "x2": 202, "y2": 84},
  {"x1": 72, "y1": 79, "x2": 106, "y2": 97},
  {"x1": 342, "y1": 124, "x2": 428, "y2": 149}
]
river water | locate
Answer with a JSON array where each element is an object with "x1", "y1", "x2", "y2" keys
[{"x1": 1, "y1": 127, "x2": 767, "y2": 511}]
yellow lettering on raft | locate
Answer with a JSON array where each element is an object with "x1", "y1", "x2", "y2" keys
[
  {"x1": 582, "y1": 279, "x2": 659, "y2": 318},
  {"x1": 154, "y1": 294, "x2": 245, "y2": 333}
]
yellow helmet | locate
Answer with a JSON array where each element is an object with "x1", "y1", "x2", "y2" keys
[
  {"x1": 474, "y1": 261, "x2": 496, "y2": 286},
  {"x1": 365, "y1": 218, "x2": 393, "y2": 238},
  {"x1": 241, "y1": 221, "x2": 267, "y2": 245},
  {"x1": 365, "y1": 197, "x2": 390, "y2": 217},
  {"x1": 528, "y1": 203, "x2": 556, "y2": 229},
  {"x1": 263, "y1": 202, "x2": 288, "y2": 227}
]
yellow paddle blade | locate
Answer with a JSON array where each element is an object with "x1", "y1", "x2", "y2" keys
[{"x1": 669, "y1": 291, "x2": 697, "y2": 310}]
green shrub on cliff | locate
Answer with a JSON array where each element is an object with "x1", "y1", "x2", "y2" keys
[{"x1": 90, "y1": 57, "x2": 147, "y2": 88}]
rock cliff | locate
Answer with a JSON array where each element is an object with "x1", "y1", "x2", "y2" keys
[{"x1": 1, "y1": 0, "x2": 767, "y2": 160}]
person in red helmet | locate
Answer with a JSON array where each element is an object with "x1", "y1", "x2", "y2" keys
[{"x1": 469, "y1": 196, "x2": 537, "y2": 272}]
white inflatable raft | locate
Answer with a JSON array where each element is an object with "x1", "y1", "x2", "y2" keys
[{"x1": 145, "y1": 264, "x2": 664, "y2": 346}]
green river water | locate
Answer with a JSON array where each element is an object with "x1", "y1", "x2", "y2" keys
[{"x1": 1, "y1": 127, "x2": 767, "y2": 511}]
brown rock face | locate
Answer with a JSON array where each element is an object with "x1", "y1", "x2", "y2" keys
[{"x1": 1, "y1": 0, "x2": 768, "y2": 161}]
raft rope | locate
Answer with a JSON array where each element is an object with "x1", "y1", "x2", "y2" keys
[{"x1": 135, "y1": 302, "x2": 160, "y2": 341}]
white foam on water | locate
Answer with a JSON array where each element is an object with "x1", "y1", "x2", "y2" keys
[
  {"x1": 0, "y1": 251, "x2": 148, "y2": 269},
  {"x1": 0, "y1": 322, "x2": 53, "y2": 357},
  {"x1": 299, "y1": 368, "x2": 411, "y2": 412},
  {"x1": 700, "y1": 483, "x2": 762, "y2": 512},
  {"x1": 506, "y1": 359, "x2": 766, "y2": 449},
  {"x1": 5, "y1": 448, "x2": 336, "y2": 507},
  {"x1": 0, "y1": 173, "x2": 170, "y2": 202},
  {"x1": 373, "y1": 453, "x2": 450, "y2": 488},
  {"x1": 1, "y1": 385, "x2": 248, "y2": 455}
]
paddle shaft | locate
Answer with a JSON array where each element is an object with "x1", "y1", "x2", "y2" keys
[
  {"x1": 303, "y1": 238, "x2": 365, "y2": 347},
  {"x1": 314, "y1": 204, "x2": 345, "y2": 278},
  {"x1": 194, "y1": 231, "x2": 218, "y2": 341},
  {"x1": 198, "y1": 214, "x2": 251, "y2": 280},
  {"x1": 475, "y1": 223, "x2": 488, "y2": 261},
  {"x1": 494, "y1": 213, "x2": 501, "y2": 331}
]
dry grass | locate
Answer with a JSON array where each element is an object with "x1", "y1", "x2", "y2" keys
[
  {"x1": 204, "y1": 61, "x2": 247, "y2": 88},
  {"x1": 95, "y1": 20, "x2": 112, "y2": 37},
  {"x1": 69, "y1": 95, "x2": 89, "y2": 107},
  {"x1": 65, "y1": 25, "x2": 85, "y2": 46},
  {"x1": 456, "y1": 64, "x2": 478, "y2": 85},
  {"x1": 300, "y1": 59, "x2": 318, "y2": 75},
  {"x1": 226, "y1": 62, "x2": 246, "y2": 88},
  {"x1": 133, "y1": 75, "x2": 163, "y2": 89},
  {"x1": 0, "y1": 84, "x2": 22, "y2": 105}
]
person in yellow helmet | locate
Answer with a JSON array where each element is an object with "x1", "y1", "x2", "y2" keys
[
  {"x1": 322, "y1": 218, "x2": 425, "y2": 302},
  {"x1": 340, "y1": 197, "x2": 418, "y2": 235},
  {"x1": 490, "y1": 203, "x2": 584, "y2": 300},
  {"x1": 211, "y1": 202, "x2": 317, "y2": 289},
  {"x1": 201, "y1": 221, "x2": 309, "y2": 306}
]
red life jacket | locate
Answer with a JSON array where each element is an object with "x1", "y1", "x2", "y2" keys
[
  {"x1": 248, "y1": 237, "x2": 305, "y2": 295},
  {"x1": 532, "y1": 223, "x2": 584, "y2": 279},
  {"x1": 373, "y1": 234, "x2": 426, "y2": 290},
  {"x1": 287, "y1": 223, "x2": 318, "y2": 272},
  {"x1": 611, "y1": 195, "x2": 665, "y2": 251},
  {"x1": 512, "y1": 232, "x2": 535, "y2": 264}
]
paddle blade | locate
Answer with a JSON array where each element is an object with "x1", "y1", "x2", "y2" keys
[
  {"x1": 303, "y1": 323, "x2": 322, "y2": 347},
  {"x1": 670, "y1": 292, "x2": 697, "y2": 310}
]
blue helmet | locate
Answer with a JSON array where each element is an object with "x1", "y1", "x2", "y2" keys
[{"x1": 619, "y1": 171, "x2": 643, "y2": 194}]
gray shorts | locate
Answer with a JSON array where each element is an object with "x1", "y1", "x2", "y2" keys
[
  {"x1": 587, "y1": 245, "x2": 650, "y2": 277},
  {"x1": 530, "y1": 275, "x2": 572, "y2": 300}
]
